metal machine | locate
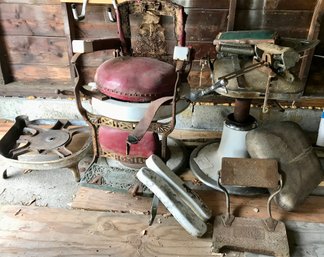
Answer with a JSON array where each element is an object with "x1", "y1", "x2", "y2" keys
[{"x1": 189, "y1": 30, "x2": 319, "y2": 195}]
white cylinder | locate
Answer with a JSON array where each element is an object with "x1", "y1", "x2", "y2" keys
[
  {"x1": 316, "y1": 111, "x2": 324, "y2": 147},
  {"x1": 212, "y1": 123, "x2": 250, "y2": 179}
]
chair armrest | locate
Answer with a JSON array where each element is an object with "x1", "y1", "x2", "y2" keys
[
  {"x1": 72, "y1": 38, "x2": 122, "y2": 53},
  {"x1": 173, "y1": 46, "x2": 193, "y2": 73},
  {"x1": 173, "y1": 46, "x2": 191, "y2": 62}
]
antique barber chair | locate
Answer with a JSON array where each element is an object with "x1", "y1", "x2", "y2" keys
[
  {"x1": 189, "y1": 30, "x2": 318, "y2": 195},
  {"x1": 71, "y1": 0, "x2": 191, "y2": 193}
]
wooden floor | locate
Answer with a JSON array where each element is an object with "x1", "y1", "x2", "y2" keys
[
  {"x1": 0, "y1": 202, "x2": 324, "y2": 257},
  {"x1": 0, "y1": 205, "x2": 214, "y2": 257},
  {"x1": 0, "y1": 186, "x2": 324, "y2": 257},
  {"x1": 1, "y1": 120, "x2": 324, "y2": 256},
  {"x1": 72, "y1": 187, "x2": 324, "y2": 224}
]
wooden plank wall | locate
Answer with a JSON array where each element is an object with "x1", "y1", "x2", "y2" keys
[
  {"x1": 0, "y1": 0, "x2": 323, "y2": 96},
  {"x1": 0, "y1": 0, "x2": 70, "y2": 83}
]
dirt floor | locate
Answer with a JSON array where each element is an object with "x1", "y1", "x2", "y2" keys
[{"x1": 0, "y1": 165, "x2": 79, "y2": 208}]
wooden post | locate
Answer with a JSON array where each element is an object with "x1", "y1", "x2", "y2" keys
[
  {"x1": 226, "y1": 0, "x2": 237, "y2": 31},
  {"x1": 61, "y1": 3, "x2": 78, "y2": 82},
  {"x1": 299, "y1": 0, "x2": 324, "y2": 85},
  {"x1": 0, "y1": 22, "x2": 12, "y2": 85}
]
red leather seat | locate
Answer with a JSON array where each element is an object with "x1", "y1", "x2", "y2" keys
[
  {"x1": 95, "y1": 56, "x2": 177, "y2": 102},
  {"x1": 98, "y1": 126, "x2": 161, "y2": 159}
]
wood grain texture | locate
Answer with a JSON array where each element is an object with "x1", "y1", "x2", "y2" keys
[
  {"x1": 0, "y1": 4, "x2": 64, "y2": 36},
  {"x1": 0, "y1": 120, "x2": 13, "y2": 139},
  {"x1": 237, "y1": 0, "x2": 318, "y2": 10},
  {"x1": 0, "y1": 17, "x2": 12, "y2": 84},
  {"x1": 62, "y1": 3, "x2": 78, "y2": 81},
  {"x1": 0, "y1": 81, "x2": 73, "y2": 97},
  {"x1": 60, "y1": 0, "x2": 318, "y2": 10},
  {"x1": 0, "y1": 0, "x2": 60, "y2": 4},
  {"x1": 0, "y1": 205, "x2": 323, "y2": 257},
  {"x1": 60, "y1": 0, "x2": 229, "y2": 8},
  {"x1": 170, "y1": 130, "x2": 222, "y2": 140},
  {"x1": 11, "y1": 65, "x2": 70, "y2": 82},
  {"x1": 0, "y1": 0, "x2": 323, "y2": 98},
  {"x1": 2, "y1": 36, "x2": 69, "y2": 65},
  {"x1": 0, "y1": 205, "x2": 214, "y2": 257},
  {"x1": 74, "y1": 7, "x2": 228, "y2": 42},
  {"x1": 61, "y1": 0, "x2": 127, "y2": 4},
  {"x1": 235, "y1": 10, "x2": 313, "y2": 38},
  {"x1": 298, "y1": 0, "x2": 324, "y2": 83},
  {"x1": 72, "y1": 186, "x2": 324, "y2": 224}
]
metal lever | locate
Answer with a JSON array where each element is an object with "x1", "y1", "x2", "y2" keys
[
  {"x1": 107, "y1": 0, "x2": 118, "y2": 22},
  {"x1": 189, "y1": 61, "x2": 265, "y2": 102},
  {"x1": 189, "y1": 78, "x2": 228, "y2": 102},
  {"x1": 107, "y1": 8, "x2": 116, "y2": 22},
  {"x1": 264, "y1": 175, "x2": 283, "y2": 231},
  {"x1": 148, "y1": 195, "x2": 159, "y2": 225},
  {"x1": 218, "y1": 177, "x2": 235, "y2": 227},
  {"x1": 71, "y1": 0, "x2": 88, "y2": 21}
]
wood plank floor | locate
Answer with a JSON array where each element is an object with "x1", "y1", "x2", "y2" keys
[
  {"x1": 2, "y1": 121, "x2": 324, "y2": 256},
  {"x1": 1, "y1": 205, "x2": 324, "y2": 257},
  {"x1": 0, "y1": 205, "x2": 214, "y2": 257},
  {"x1": 72, "y1": 187, "x2": 324, "y2": 224}
]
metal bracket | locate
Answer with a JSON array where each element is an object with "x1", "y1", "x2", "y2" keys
[
  {"x1": 71, "y1": 0, "x2": 88, "y2": 21},
  {"x1": 107, "y1": 0, "x2": 118, "y2": 22},
  {"x1": 148, "y1": 195, "x2": 159, "y2": 225},
  {"x1": 107, "y1": 8, "x2": 116, "y2": 22}
]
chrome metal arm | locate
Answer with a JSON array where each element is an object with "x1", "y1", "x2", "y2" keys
[{"x1": 71, "y1": 0, "x2": 88, "y2": 21}]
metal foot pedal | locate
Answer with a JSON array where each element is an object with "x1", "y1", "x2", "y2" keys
[
  {"x1": 146, "y1": 154, "x2": 212, "y2": 221},
  {"x1": 212, "y1": 157, "x2": 290, "y2": 257},
  {"x1": 137, "y1": 154, "x2": 212, "y2": 237},
  {"x1": 137, "y1": 167, "x2": 208, "y2": 237}
]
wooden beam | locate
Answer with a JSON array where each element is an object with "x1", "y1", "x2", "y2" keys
[
  {"x1": 61, "y1": 0, "x2": 126, "y2": 3},
  {"x1": 72, "y1": 186, "x2": 324, "y2": 224},
  {"x1": 61, "y1": 3, "x2": 78, "y2": 81},
  {"x1": 0, "y1": 82, "x2": 74, "y2": 98},
  {"x1": 0, "y1": 22, "x2": 12, "y2": 84},
  {"x1": 0, "y1": 54, "x2": 11, "y2": 85},
  {"x1": 299, "y1": 0, "x2": 324, "y2": 83},
  {"x1": 170, "y1": 130, "x2": 221, "y2": 141},
  {"x1": 226, "y1": 0, "x2": 237, "y2": 31},
  {"x1": 61, "y1": 0, "x2": 230, "y2": 8},
  {"x1": 0, "y1": 205, "x2": 214, "y2": 257}
]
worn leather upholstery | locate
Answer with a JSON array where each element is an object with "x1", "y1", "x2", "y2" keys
[
  {"x1": 95, "y1": 56, "x2": 177, "y2": 102},
  {"x1": 98, "y1": 126, "x2": 160, "y2": 158}
]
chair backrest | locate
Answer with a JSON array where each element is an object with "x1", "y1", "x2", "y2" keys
[{"x1": 115, "y1": 0, "x2": 186, "y2": 61}]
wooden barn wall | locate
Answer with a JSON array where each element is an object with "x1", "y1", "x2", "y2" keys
[{"x1": 0, "y1": 0, "x2": 323, "y2": 98}]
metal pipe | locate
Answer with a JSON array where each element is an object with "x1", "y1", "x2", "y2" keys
[{"x1": 233, "y1": 99, "x2": 251, "y2": 123}]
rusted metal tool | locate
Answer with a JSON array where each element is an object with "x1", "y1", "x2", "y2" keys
[
  {"x1": 212, "y1": 157, "x2": 290, "y2": 257},
  {"x1": 0, "y1": 115, "x2": 91, "y2": 182}
]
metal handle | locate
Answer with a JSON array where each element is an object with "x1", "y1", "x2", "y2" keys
[
  {"x1": 107, "y1": 7, "x2": 116, "y2": 22},
  {"x1": 71, "y1": 0, "x2": 88, "y2": 21},
  {"x1": 188, "y1": 61, "x2": 265, "y2": 102},
  {"x1": 107, "y1": 0, "x2": 118, "y2": 23},
  {"x1": 218, "y1": 177, "x2": 235, "y2": 227}
]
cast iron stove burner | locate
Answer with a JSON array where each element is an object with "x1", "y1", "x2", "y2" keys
[{"x1": 0, "y1": 116, "x2": 91, "y2": 182}]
